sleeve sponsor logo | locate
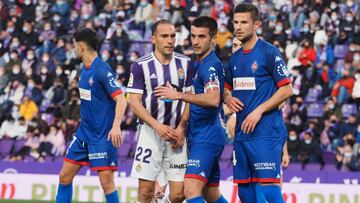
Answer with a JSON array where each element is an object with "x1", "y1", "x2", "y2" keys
[
  {"x1": 276, "y1": 63, "x2": 290, "y2": 77},
  {"x1": 128, "y1": 73, "x2": 134, "y2": 87},
  {"x1": 109, "y1": 78, "x2": 122, "y2": 88},
  {"x1": 233, "y1": 77, "x2": 256, "y2": 90},
  {"x1": 79, "y1": 88, "x2": 91, "y2": 101}
]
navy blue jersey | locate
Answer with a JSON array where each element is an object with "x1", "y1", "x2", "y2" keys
[
  {"x1": 188, "y1": 51, "x2": 226, "y2": 146},
  {"x1": 225, "y1": 39, "x2": 291, "y2": 141},
  {"x1": 77, "y1": 57, "x2": 122, "y2": 144}
]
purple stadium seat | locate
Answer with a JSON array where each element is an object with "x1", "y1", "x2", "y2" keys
[
  {"x1": 306, "y1": 102, "x2": 324, "y2": 118},
  {"x1": 118, "y1": 143, "x2": 131, "y2": 158},
  {"x1": 333, "y1": 44, "x2": 348, "y2": 59},
  {"x1": 322, "y1": 151, "x2": 336, "y2": 165},
  {"x1": 220, "y1": 144, "x2": 233, "y2": 161},
  {"x1": 284, "y1": 163, "x2": 303, "y2": 171},
  {"x1": 323, "y1": 164, "x2": 338, "y2": 172},
  {"x1": 0, "y1": 138, "x2": 14, "y2": 157},
  {"x1": 341, "y1": 103, "x2": 358, "y2": 118},
  {"x1": 13, "y1": 139, "x2": 27, "y2": 152},
  {"x1": 305, "y1": 88, "x2": 321, "y2": 103},
  {"x1": 305, "y1": 163, "x2": 322, "y2": 171},
  {"x1": 23, "y1": 155, "x2": 37, "y2": 162}
]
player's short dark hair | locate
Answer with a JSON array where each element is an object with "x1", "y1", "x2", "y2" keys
[
  {"x1": 191, "y1": 16, "x2": 218, "y2": 38},
  {"x1": 73, "y1": 28, "x2": 99, "y2": 51},
  {"x1": 151, "y1": 19, "x2": 173, "y2": 35},
  {"x1": 234, "y1": 3, "x2": 260, "y2": 22}
]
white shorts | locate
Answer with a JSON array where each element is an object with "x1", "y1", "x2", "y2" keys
[{"x1": 131, "y1": 124, "x2": 187, "y2": 181}]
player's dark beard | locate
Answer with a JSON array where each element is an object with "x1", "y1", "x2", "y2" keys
[{"x1": 239, "y1": 33, "x2": 253, "y2": 45}]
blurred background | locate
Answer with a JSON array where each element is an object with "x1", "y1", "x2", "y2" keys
[{"x1": 0, "y1": 0, "x2": 360, "y2": 202}]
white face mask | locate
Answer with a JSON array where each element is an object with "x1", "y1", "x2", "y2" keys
[
  {"x1": 331, "y1": 15, "x2": 337, "y2": 21},
  {"x1": 12, "y1": 68, "x2": 20, "y2": 74},
  {"x1": 305, "y1": 139, "x2": 311, "y2": 144},
  {"x1": 347, "y1": 1, "x2": 354, "y2": 7},
  {"x1": 330, "y1": 3, "x2": 337, "y2": 9},
  {"x1": 130, "y1": 55, "x2": 137, "y2": 62},
  {"x1": 27, "y1": 54, "x2": 35, "y2": 60},
  {"x1": 116, "y1": 55, "x2": 123, "y2": 61},
  {"x1": 56, "y1": 69, "x2": 63, "y2": 75},
  {"x1": 24, "y1": 0, "x2": 31, "y2": 5},
  {"x1": 344, "y1": 152, "x2": 352, "y2": 158},
  {"x1": 42, "y1": 56, "x2": 49, "y2": 62},
  {"x1": 101, "y1": 54, "x2": 109, "y2": 61},
  {"x1": 275, "y1": 26, "x2": 282, "y2": 32},
  {"x1": 328, "y1": 103, "x2": 335, "y2": 109},
  {"x1": 289, "y1": 135, "x2": 297, "y2": 141},
  {"x1": 346, "y1": 16, "x2": 353, "y2": 22}
]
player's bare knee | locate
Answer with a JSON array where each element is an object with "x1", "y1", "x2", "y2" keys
[
  {"x1": 99, "y1": 174, "x2": 115, "y2": 193},
  {"x1": 138, "y1": 186, "x2": 154, "y2": 202},
  {"x1": 169, "y1": 190, "x2": 185, "y2": 203},
  {"x1": 59, "y1": 170, "x2": 72, "y2": 184}
]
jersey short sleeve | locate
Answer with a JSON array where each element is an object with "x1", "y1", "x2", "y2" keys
[
  {"x1": 202, "y1": 63, "x2": 221, "y2": 93},
  {"x1": 97, "y1": 65, "x2": 122, "y2": 98},
  {"x1": 185, "y1": 61, "x2": 195, "y2": 92},
  {"x1": 127, "y1": 62, "x2": 145, "y2": 94},
  {"x1": 266, "y1": 47, "x2": 291, "y2": 88},
  {"x1": 224, "y1": 61, "x2": 234, "y2": 91}
]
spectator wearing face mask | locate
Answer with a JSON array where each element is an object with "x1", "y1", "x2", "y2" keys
[
  {"x1": 22, "y1": 49, "x2": 36, "y2": 73},
  {"x1": 216, "y1": 24, "x2": 232, "y2": 49},
  {"x1": 19, "y1": 21, "x2": 38, "y2": 49},
  {"x1": 331, "y1": 69, "x2": 355, "y2": 103},
  {"x1": 49, "y1": 0, "x2": 70, "y2": 18},
  {"x1": 298, "y1": 40, "x2": 317, "y2": 67},
  {"x1": 340, "y1": 11, "x2": 356, "y2": 40},
  {"x1": 19, "y1": 95, "x2": 39, "y2": 121},
  {"x1": 297, "y1": 131, "x2": 323, "y2": 164},
  {"x1": 336, "y1": 144, "x2": 358, "y2": 171},
  {"x1": 287, "y1": 130, "x2": 302, "y2": 162},
  {"x1": 15, "y1": 0, "x2": 36, "y2": 21}
]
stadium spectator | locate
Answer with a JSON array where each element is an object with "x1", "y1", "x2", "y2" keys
[
  {"x1": 297, "y1": 131, "x2": 323, "y2": 164},
  {"x1": 19, "y1": 95, "x2": 39, "y2": 121},
  {"x1": 287, "y1": 130, "x2": 302, "y2": 162}
]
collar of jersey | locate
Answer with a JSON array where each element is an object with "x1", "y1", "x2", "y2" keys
[
  {"x1": 197, "y1": 50, "x2": 215, "y2": 63},
  {"x1": 84, "y1": 56, "x2": 99, "y2": 69},
  {"x1": 241, "y1": 39, "x2": 260, "y2": 54}
]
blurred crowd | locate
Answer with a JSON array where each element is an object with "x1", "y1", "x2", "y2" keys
[{"x1": 0, "y1": 0, "x2": 360, "y2": 171}]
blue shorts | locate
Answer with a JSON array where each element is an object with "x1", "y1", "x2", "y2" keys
[
  {"x1": 233, "y1": 137, "x2": 286, "y2": 184},
  {"x1": 185, "y1": 143, "x2": 224, "y2": 187},
  {"x1": 64, "y1": 137, "x2": 118, "y2": 171}
]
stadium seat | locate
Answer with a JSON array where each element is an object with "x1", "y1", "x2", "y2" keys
[
  {"x1": 323, "y1": 164, "x2": 339, "y2": 172},
  {"x1": 0, "y1": 138, "x2": 14, "y2": 158},
  {"x1": 13, "y1": 139, "x2": 27, "y2": 152},
  {"x1": 321, "y1": 151, "x2": 336, "y2": 165},
  {"x1": 304, "y1": 163, "x2": 322, "y2": 171},
  {"x1": 333, "y1": 44, "x2": 348, "y2": 59},
  {"x1": 341, "y1": 103, "x2": 358, "y2": 118},
  {"x1": 284, "y1": 163, "x2": 303, "y2": 171},
  {"x1": 305, "y1": 88, "x2": 321, "y2": 103},
  {"x1": 306, "y1": 102, "x2": 324, "y2": 118}
]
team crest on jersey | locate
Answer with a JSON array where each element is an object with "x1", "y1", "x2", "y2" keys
[
  {"x1": 177, "y1": 67, "x2": 184, "y2": 79},
  {"x1": 136, "y1": 163, "x2": 142, "y2": 172},
  {"x1": 89, "y1": 76, "x2": 94, "y2": 86},
  {"x1": 251, "y1": 61, "x2": 258, "y2": 73},
  {"x1": 276, "y1": 63, "x2": 290, "y2": 77}
]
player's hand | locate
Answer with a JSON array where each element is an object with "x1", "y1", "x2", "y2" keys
[
  {"x1": 241, "y1": 108, "x2": 263, "y2": 134},
  {"x1": 154, "y1": 82, "x2": 180, "y2": 100},
  {"x1": 155, "y1": 123, "x2": 176, "y2": 141},
  {"x1": 172, "y1": 126, "x2": 185, "y2": 149},
  {"x1": 282, "y1": 152, "x2": 290, "y2": 168},
  {"x1": 224, "y1": 96, "x2": 244, "y2": 113},
  {"x1": 108, "y1": 126, "x2": 122, "y2": 148},
  {"x1": 154, "y1": 181, "x2": 165, "y2": 199}
]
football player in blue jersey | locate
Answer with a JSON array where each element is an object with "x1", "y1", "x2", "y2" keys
[
  {"x1": 224, "y1": 3, "x2": 293, "y2": 203},
  {"x1": 155, "y1": 16, "x2": 228, "y2": 203},
  {"x1": 56, "y1": 28, "x2": 127, "y2": 203}
]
